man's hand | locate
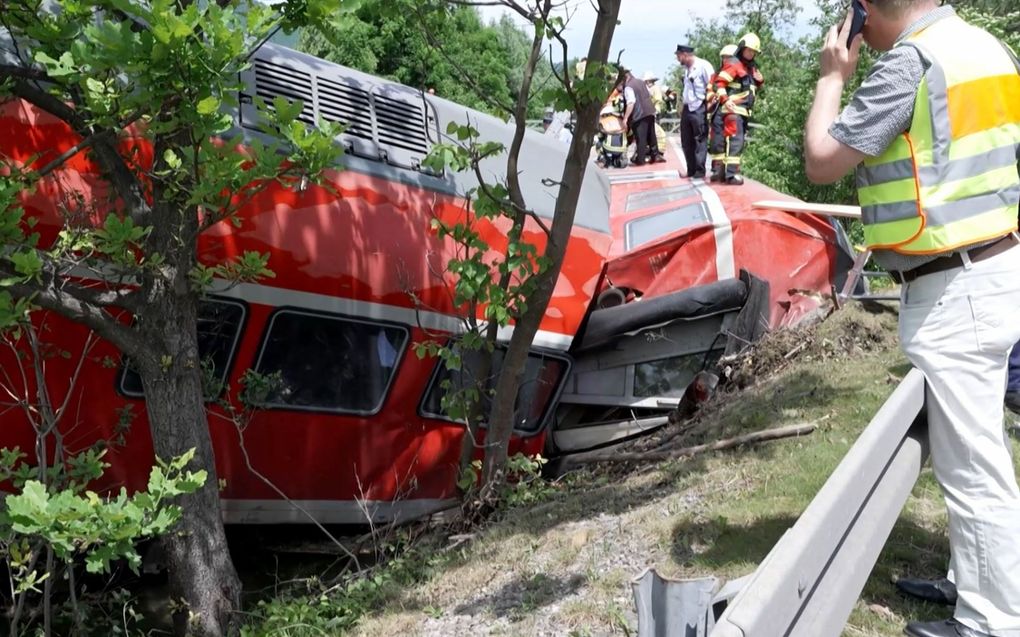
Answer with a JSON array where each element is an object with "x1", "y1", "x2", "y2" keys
[{"x1": 821, "y1": 7, "x2": 863, "y2": 83}]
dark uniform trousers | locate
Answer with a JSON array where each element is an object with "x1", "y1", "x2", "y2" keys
[
  {"x1": 709, "y1": 110, "x2": 746, "y2": 179},
  {"x1": 680, "y1": 103, "x2": 708, "y2": 177},
  {"x1": 631, "y1": 115, "x2": 659, "y2": 165}
]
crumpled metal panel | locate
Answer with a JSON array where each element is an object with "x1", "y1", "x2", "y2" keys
[{"x1": 631, "y1": 569, "x2": 719, "y2": 637}]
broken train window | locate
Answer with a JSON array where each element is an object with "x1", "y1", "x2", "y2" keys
[{"x1": 420, "y1": 345, "x2": 569, "y2": 434}]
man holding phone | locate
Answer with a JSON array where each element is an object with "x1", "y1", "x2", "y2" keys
[{"x1": 804, "y1": 1, "x2": 1020, "y2": 637}]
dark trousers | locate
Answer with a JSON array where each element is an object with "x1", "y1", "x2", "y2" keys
[
  {"x1": 680, "y1": 104, "x2": 708, "y2": 177},
  {"x1": 709, "y1": 111, "x2": 746, "y2": 178},
  {"x1": 631, "y1": 116, "x2": 659, "y2": 164},
  {"x1": 1009, "y1": 340, "x2": 1020, "y2": 394}
]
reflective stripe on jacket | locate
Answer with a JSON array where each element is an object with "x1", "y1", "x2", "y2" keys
[
  {"x1": 857, "y1": 15, "x2": 1020, "y2": 254},
  {"x1": 714, "y1": 59, "x2": 762, "y2": 117}
]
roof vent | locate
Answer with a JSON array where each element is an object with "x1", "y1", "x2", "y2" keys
[{"x1": 253, "y1": 59, "x2": 315, "y2": 126}]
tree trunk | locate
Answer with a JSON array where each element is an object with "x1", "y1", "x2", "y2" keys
[
  {"x1": 482, "y1": 0, "x2": 622, "y2": 485},
  {"x1": 138, "y1": 292, "x2": 240, "y2": 637}
]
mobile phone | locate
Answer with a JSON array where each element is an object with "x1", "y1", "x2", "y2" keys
[{"x1": 846, "y1": 0, "x2": 868, "y2": 49}]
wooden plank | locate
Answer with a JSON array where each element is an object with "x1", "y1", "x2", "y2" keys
[{"x1": 753, "y1": 199, "x2": 862, "y2": 219}]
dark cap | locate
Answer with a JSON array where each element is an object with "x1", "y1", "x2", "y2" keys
[{"x1": 675, "y1": 44, "x2": 694, "y2": 54}]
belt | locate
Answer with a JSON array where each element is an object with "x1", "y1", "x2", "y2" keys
[
  {"x1": 889, "y1": 233, "x2": 1019, "y2": 284},
  {"x1": 683, "y1": 102, "x2": 705, "y2": 112}
]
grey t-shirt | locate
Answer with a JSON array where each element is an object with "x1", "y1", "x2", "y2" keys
[{"x1": 829, "y1": 6, "x2": 989, "y2": 272}]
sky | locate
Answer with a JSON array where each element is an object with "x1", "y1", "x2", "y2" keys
[{"x1": 477, "y1": 0, "x2": 824, "y2": 85}]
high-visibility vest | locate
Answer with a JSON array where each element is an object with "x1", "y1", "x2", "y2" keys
[{"x1": 857, "y1": 15, "x2": 1020, "y2": 254}]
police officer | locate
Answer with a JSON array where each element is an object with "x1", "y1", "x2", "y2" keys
[{"x1": 675, "y1": 44, "x2": 714, "y2": 178}]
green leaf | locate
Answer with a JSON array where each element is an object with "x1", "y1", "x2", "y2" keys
[
  {"x1": 33, "y1": 51, "x2": 76, "y2": 77},
  {"x1": 197, "y1": 95, "x2": 220, "y2": 115}
]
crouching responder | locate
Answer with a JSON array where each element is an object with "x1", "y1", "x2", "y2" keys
[{"x1": 709, "y1": 33, "x2": 764, "y2": 185}]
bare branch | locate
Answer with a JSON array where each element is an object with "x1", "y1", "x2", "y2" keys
[{"x1": 3, "y1": 279, "x2": 143, "y2": 357}]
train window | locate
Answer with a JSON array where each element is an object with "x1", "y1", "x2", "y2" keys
[
  {"x1": 625, "y1": 201, "x2": 711, "y2": 251},
  {"x1": 625, "y1": 184, "x2": 698, "y2": 212},
  {"x1": 420, "y1": 347, "x2": 569, "y2": 434},
  {"x1": 253, "y1": 310, "x2": 407, "y2": 414},
  {"x1": 633, "y1": 349, "x2": 723, "y2": 399},
  {"x1": 119, "y1": 299, "x2": 247, "y2": 399}
]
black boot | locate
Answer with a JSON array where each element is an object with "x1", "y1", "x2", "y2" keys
[
  {"x1": 726, "y1": 174, "x2": 744, "y2": 185},
  {"x1": 894, "y1": 577, "x2": 957, "y2": 606},
  {"x1": 904, "y1": 618, "x2": 990, "y2": 637},
  {"x1": 1006, "y1": 390, "x2": 1020, "y2": 416},
  {"x1": 709, "y1": 160, "x2": 724, "y2": 183}
]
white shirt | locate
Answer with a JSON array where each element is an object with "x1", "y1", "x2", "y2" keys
[{"x1": 682, "y1": 57, "x2": 715, "y2": 111}]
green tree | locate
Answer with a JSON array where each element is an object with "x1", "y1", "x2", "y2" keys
[
  {"x1": 299, "y1": 2, "x2": 517, "y2": 116},
  {"x1": 0, "y1": 1, "x2": 347, "y2": 634},
  {"x1": 411, "y1": 0, "x2": 622, "y2": 494}
]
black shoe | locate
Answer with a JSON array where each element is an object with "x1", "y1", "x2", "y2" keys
[
  {"x1": 726, "y1": 174, "x2": 744, "y2": 185},
  {"x1": 709, "y1": 172, "x2": 724, "y2": 183},
  {"x1": 1006, "y1": 390, "x2": 1020, "y2": 416},
  {"x1": 692, "y1": 171, "x2": 706, "y2": 179},
  {"x1": 651, "y1": 155, "x2": 667, "y2": 164},
  {"x1": 895, "y1": 577, "x2": 958, "y2": 606},
  {"x1": 904, "y1": 618, "x2": 990, "y2": 637},
  {"x1": 632, "y1": 159, "x2": 647, "y2": 166}
]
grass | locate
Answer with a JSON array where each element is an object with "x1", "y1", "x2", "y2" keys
[{"x1": 260, "y1": 301, "x2": 1020, "y2": 636}]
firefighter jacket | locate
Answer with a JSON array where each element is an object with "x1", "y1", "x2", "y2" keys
[
  {"x1": 857, "y1": 15, "x2": 1020, "y2": 254},
  {"x1": 713, "y1": 58, "x2": 764, "y2": 118}
]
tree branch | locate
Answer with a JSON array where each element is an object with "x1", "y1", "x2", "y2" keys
[
  {"x1": 0, "y1": 63, "x2": 50, "y2": 83},
  {"x1": 5, "y1": 79, "x2": 153, "y2": 223},
  {"x1": 3, "y1": 279, "x2": 144, "y2": 357},
  {"x1": 561, "y1": 422, "x2": 818, "y2": 467}
]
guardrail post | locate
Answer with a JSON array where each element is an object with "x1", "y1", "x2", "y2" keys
[{"x1": 632, "y1": 569, "x2": 719, "y2": 637}]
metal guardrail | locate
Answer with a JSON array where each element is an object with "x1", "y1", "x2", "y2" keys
[
  {"x1": 713, "y1": 368, "x2": 927, "y2": 636},
  {"x1": 634, "y1": 369, "x2": 929, "y2": 636}
]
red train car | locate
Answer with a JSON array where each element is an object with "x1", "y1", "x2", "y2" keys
[
  {"x1": 552, "y1": 141, "x2": 857, "y2": 452},
  {"x1": 0, "y1": 43, "x2": 613, "y2": 523}
]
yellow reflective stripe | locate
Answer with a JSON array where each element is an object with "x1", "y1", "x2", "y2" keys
[
  {"x1": 863, "y1": 215, "x2": 924, "y2": 248},
  {"x1": 718, "y1": 71, "x2": 733, "y2": 82},
  {"x1": 920, "y1": 164, "x2": 1020, "y2": 206},
  {"x1": 858, "y1": 177, "x2": 917, "y2": 207},
  {"x1": 863, "y1": 134, "x2": 911, "y2": 166},
  {"x1": 894, "y1": 207, "x2": 1019, "y2": 254}
]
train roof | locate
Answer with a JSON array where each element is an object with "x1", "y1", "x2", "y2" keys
[{"x1": 244, "y1": 43, "x2": 611, "y2": 234}]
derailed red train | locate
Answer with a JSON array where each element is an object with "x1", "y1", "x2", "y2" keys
[{"x1": 0, "y1": 43, "x2": 855, "y2": 523}]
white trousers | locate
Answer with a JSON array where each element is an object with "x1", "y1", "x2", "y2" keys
[{"x1": 899, "y1": 242, "x2": 1020, "y2": 636}]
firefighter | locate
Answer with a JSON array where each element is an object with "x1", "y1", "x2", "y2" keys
[
  {"x1": 706, "y1": 44, "x2": 738, "y2": 152},
  {"x1": 719, "y1": 43, "x2": 738, "y2": 69},
  {"x1": 709, "y1": 33, "x2": 764, "y2": 185}
]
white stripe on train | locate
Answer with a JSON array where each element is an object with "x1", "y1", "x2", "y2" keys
[{"x1": 211, "y1": 281, "x2": 576, "y2": 351}]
